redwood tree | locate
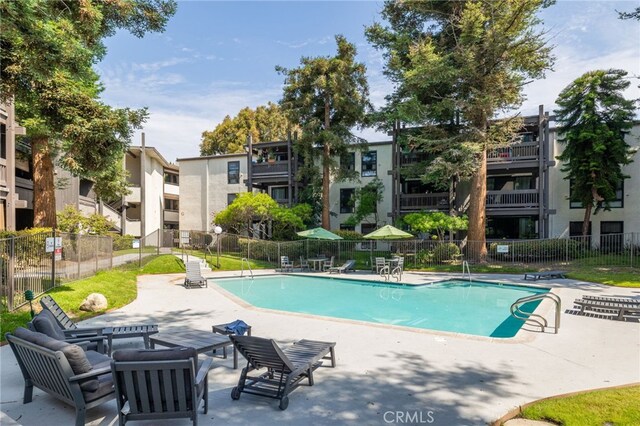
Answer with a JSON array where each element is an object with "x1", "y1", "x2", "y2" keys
[
  {"x1": 366, "y1": 0, "x2": 554, "y2": 259},
  {"x1": 278, "y1": 35, "x2": 371, "y2": 230}
]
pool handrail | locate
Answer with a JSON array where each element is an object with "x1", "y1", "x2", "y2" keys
[
  {"x1": 462, "y1": 261, "x2": 471, "y2": 282},
  {"x1": 241, "y1": 258, "x2": 254, "y2": 279},
  {"x1": 510, "y1": 292, "x2": 561, "y2": 334}
]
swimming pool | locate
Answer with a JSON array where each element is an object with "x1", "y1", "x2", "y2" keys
[{"x1": 214, "y1": 275, "x2": 549, "y2": 338}]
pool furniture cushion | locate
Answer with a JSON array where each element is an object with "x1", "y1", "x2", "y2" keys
[
  {"x1": 111, "y1": 347, "x2": 212, "y2": 425},
  {"x1": 230, "y1": 335, "x2": 336, "y2": 410},
  {"x1": 30, "y1": 310, "x2": 108, "y2": 354},
  {"x1": 40, "y1": 295, "x2": 158, "y2": 355}
]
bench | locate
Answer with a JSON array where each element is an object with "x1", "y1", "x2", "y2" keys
[{"x1": 523, "y1": 271, "x2": 567, "y2": 281}]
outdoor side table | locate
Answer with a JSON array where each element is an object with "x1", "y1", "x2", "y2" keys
[
  {"x1": 212, "y1": 322, "x2": 252, "y2": 369},
  {"x1": 149, "y1": 328, "x2": 239, "y2": 369}
]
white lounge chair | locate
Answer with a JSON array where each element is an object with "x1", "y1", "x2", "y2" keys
[
  {"x1": 185, "y1": 261, "x2": 207, "y2": 288},
  {"x1": 328, "y1": 260, "x2": 356, "y2": 274}
]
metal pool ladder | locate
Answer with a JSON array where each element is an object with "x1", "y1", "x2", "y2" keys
[
  {"x1": 240, "y1": 258, "x2": 254, "y2": 279},
  {"x1": 510, "y1": 293, "x2": 561, "y2": 334},
  {"x1": 462, "y1": 261, "x2": 472, "y2": 282}
]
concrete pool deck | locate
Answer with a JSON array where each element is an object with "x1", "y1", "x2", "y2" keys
[{"x1": 1, "y1": 270, "x2": 638, "y2": 425}]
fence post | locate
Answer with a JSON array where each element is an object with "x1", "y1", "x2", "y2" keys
[
  {"x1": 157, "y1": 230, "x2": 160, "y2": 255},
  {"x1": 247, "y1": 238, "x2": 251, "y2": 261},
  {"x1": 95, "y1": 235, "x2": 99, "y2": 273},
  {"x1": 8, "y1": 236, "x2": 15, "y2": 311},
  {"x1": 277, "y1": 242, "x2": 280, "y2": 268},
  {"x1": 138, "y1": 234, "x2": 142, "y2": 267},
  {"x1": 565, "y1": 238, "x2": 569, "y2": 264},
  {"x1": 77, "y1": 235, "x2": 82, "y2": 279},
  {"x1": 51, "y1": 228, "x2": 57, "y2": 288},
  {"x1": 631, "y1": 233, "x2": 635, "y2": 268},
  {"x1": 109, "y1": 237, "x2": 113, "y2": 269}
]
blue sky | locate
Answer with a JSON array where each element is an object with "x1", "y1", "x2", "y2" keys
[{"x1": 96, "y1": 1, "x2": 640, "y2": 163}]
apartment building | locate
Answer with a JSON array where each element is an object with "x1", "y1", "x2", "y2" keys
[
  {"x1": 0, "y1": 101, "x2": 26, "y2": 231},
  {"x1": 178, "y1": 152, "x2": 248, "y2": 232},
  {"x1": 178, "y1": 107, "x2": 638, "y2": 239},
  {"x1": 112, "y1": 140, "x2": 180, "y2": 237}
]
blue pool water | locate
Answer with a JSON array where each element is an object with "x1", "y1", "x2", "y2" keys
[{"x1": 214, "y1": 275, "x2": 549, "y2": 338}]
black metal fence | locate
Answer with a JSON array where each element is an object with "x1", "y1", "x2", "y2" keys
[
  {"x1": 0, "y1": 230, "x2": 172, "y2": 311},
  {"x1": 178, "y1": 230, "x2": 640, "y2": 271}
]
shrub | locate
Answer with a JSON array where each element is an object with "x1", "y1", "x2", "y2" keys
[
  {"x1": 432, "y1": 243, "x2": 461, "y2": 263},
  {"x1": 112, "y1": 234, "x2": 136, "y2": 251},
  {"x1": 333, "y1": 230, "x2": 363, "y2": 240}
]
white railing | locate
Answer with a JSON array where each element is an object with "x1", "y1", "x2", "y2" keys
[{"x1": 486, "y1": 189, "x2": 539, "y2": 208}]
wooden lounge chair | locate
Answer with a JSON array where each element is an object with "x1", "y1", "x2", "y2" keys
[
  {"x1": 523, "y1": 270, "x2": 567, "y2": 281},
  {"x1": 185, "y1": 261, "x2": 208, "y2": 288},
  {"x1": 6, "y1": 327, "x2": 115, "y2": 426},
  {"x1": 40, "y1": 295, "x2": 158, "y2": 355},
  {"x1": 230, "y1": 335, "x2": 336, "y2": 410},
  {"x1": 572, "y1": 298, "x2": 640, "y2": 321},
  {"x1": 328, "y1": 260, "x2": 356, "y2": 274},
  {"x1": 28, "y1": 309, "x2": 110, "y2": 354},
  {"x1": 111, "y1": 347, "x2": 213, "y2": 426},
  {"x1": 581, "y1": 295, "x2": 640, "y2": 305}
]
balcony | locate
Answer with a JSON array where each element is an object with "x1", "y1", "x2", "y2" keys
[
  {"x1": 125, "y1": 186, "x2": 141, "y2": 203},
  {"x1": 0, "y1": 160, "x2": 6, "y2": 188},
  {"x1": 486, "y1": 189, "x2": 539, "y2": 209},
  {"x1": 163, "y1": 209, "x2": 179, "y2": 223},
  {"x1": 252, "y1": 161, "x2": 289, "y2": 176},
  {"x1": 400, "y1": 152, "x2": 430, "y2": 166},
  {"x1": 399, "y1": 193, "x2": 450, "y2": 211},
  {"x1": 164, "y1": 183, "x2": 179, "y2": 196},
  {"x1": 487, "y1": 143, "x2": 539, "y2": 170}
]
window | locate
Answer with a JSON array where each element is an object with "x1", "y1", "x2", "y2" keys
[
  {"x1": 600, "y1": 221, "x2": 623, "y2": 253},
  {"x1": 227, "y1": 161, "x2": 240, "y2": 184},
  {"x1": 361, "y1": 223, "x2": 377, "y2": 249},
  {"x1": 340, "y1": 224, "x2": 355, "y2": 231},
  {"x1": 164, "y1": 173, "x2": 178, "y2": 185},
  {"x1": 340, "y1": 188, "x2": 355, "y2": 213},
  {"x1": 164, "y1": 199, "x2": 179, "y2": 211},
  {"x1": 0, "y1": 124, "x2": 6, "y2": 159},
  {"x1": 569, "y1": 221, "x2": 591, "y2": 246},
  {"x1": 609, "y1": 180, "x2": 624, "y2": 208},
  {"x1": 361, "y1": 151, "x2": 377, "y2": 177},
  {"x1": 227, "y1": 193, "x2": 237, "y2": 206},
  {"x1": 271, "y1": 187, "x2": 288, "y2": 203},
  {"x1": 341, "y1": 152, "x2": 355, "y2": 173},
  {"x1": 570, "y1": 179, "x2": 624, "y2": 208}
]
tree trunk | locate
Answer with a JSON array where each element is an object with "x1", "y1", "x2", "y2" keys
[
  {"x1": 321, "y1": 95, "x2": 331, "y2": 230},
  {"x1": 466, "y1": 150, "x2": 487, "y2": 261},
  {"x1": 582, "y1": 203, "x2": 592, "y2": 237},
  {"x1": 32, "y1": 136, "x2": 57, "y2": 228}
]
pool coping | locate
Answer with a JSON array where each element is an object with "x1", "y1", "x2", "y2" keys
[{"x1": 207, "y1": 274, "x2": 560, "y2": 344}]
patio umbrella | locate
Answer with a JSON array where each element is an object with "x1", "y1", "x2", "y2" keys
[
  {"x1": 296, "y1": 227, "x2": 343, "y2": 240},
  {"x1": 363, "y1": 225, "x2": 413, "y2": 240}
]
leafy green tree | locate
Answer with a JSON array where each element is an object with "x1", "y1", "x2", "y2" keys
[
  {"x1": 555, "y1": 69, "x2": 636, "y2": 236},
  {"x1": 272, "y1": 203, "x2": 313, "y2": 240},
  {"x1": 278, "y1": 35, "x2": 372, "y2": 230},
  {"x1": 57, "y1": 205, "x2": 114, "y2": 235},
  {"x1": 200, "y1": 102, "x2": 292, "y2": 155},
  {"x1": 366, "y1": 0, "x2": 553, "y2": 259},
  {"x1": 403, "y1": 212, "x2": 468, "y2": 241},
  {"x1": 1, "y1": 0, "x2": 176, "y2": 227},
  {"x1": 346, "y1": 178, "x2": 384, "y2": 226}
]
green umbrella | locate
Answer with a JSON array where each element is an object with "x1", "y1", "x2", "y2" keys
[
  {"x1": 363, "y1": 225, "x2": 413, "y2": 240},
  {"x1": 297, "y1": 227, "x2": 343, "y2": 240}
]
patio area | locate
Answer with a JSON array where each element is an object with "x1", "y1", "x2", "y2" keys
[{"x1": 1, "y1": 269, "x2": 638, "y2": 425}]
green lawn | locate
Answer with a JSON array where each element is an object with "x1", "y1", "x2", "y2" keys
[
  {"x1": 521, "y1": 385, "x2": 640, "y2": 426},
  {"x1": 565, "y1": 268, "x2": 640, "y2": 288},
  {"x1": 174, "y1": 250, "x2": 272, "y2": 271},
  {"x1": 0, "y1": 255, "x2": 184, "y2": 341}
]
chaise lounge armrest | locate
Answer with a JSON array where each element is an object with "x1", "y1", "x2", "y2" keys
[
  {"x1": 63, "y1": 333, "x2": 110, "y2": 354},
  {"x1": 63, "y1": 326, "x2": 113, "y2": 338},
  {"x1": 195, "y1": 358, "x2": 214, "y2": 386},
  {"x1": 69, "y1": 366, "x2": 112, "y2": 383}
]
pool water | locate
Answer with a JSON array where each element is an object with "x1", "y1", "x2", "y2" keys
[{"x1": 214, "y1": 275, "x2": 549, "y2": 338}]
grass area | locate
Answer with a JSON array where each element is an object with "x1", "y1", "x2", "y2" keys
[
  {"x1": 521, "y1": 385, "x2": 640, "y2": 426},
  {"x1": 0, "y1": 255, "x2": 184, "y2": 342},
  {"x1": 565, "y1": 268, "x2": 640, "y2": 288},
  {"x1": 175, "y1": 250, "x2": 272, "y2": 271}
]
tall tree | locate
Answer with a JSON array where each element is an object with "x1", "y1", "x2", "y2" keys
[
  {"x1": 278, "y1": 35, "x2": 372, "y2": 230},
  {"x1": 200, "y1": 102, "x2": 291, "y2": 155},
  {"x1": 366, "y1": 0, "x2": 553, "y2": 259},
  {"x1": 1, "y1": 0, "x2": 176, "y2": 227},
  {"x1": 555, "y1": 69, "x2": 636, "y2": 236}
]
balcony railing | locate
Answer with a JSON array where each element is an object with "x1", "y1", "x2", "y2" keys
[
  {"x1": 252, "y1": 161, "x2": 289, "y2": 175},
  {"x1": 400, "y1": 193, "x2": 450, "y2": 210},
  {"x1": 487, "y1": 142, "x2": 539, "y2": 163},
  {"x1": 400, "y1": 152, "x2": 430, "y2": 166},
  {"x1": 163, "y1": 209, "x2": 179, "y2": 223},
  {"x1": 486, "y1": 189, "x2": 539, "y2": 208}
]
